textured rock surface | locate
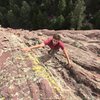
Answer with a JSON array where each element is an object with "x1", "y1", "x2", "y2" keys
[{"x1": 0, "y1": 27, "x2": 100, "y2": 100}]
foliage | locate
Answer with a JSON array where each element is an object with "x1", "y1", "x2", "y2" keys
[
  {"x1": 70, "y1": 0, "x2": 86, "y2": 29},
  {"x1": 0, "y1": 0, "x2": 99, "y2": 29}
]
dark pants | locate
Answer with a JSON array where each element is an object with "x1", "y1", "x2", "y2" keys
[
  {"x1": 39, "y1": 49, "x2": 58, "y2": 63},
  {"x1": 48, "y1": 49, "x2": 59, "y2": 55}
]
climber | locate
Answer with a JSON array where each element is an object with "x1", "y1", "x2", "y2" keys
[{"x1": 22, "y1": 34, "x2": 71, "y2": 68}]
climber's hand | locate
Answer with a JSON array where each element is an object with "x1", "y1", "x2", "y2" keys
[
  {"x1": 67, "y1": 61, "x2": 72, "y2": 69},
  {"x1": 22, "y1": 47, "x2": 31, "y2": 52}
]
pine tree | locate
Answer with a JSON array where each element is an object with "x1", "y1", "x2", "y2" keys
[
  {"x1": 7, "y1": 10, "x2": 16, "y2": 27},
  {"x1": 0, "y1": 0, "x2": 9, "y2": 6},
  {"x1": 20, "y1": 1, "x2": 31, "y2": 28},
  {"x1": 36, "y1": 10, "x2": 44, "y2": 28},
  {"x1": 36, "y1": 10, "x2": 48, "y2": 29},
  {"x1": 42, "y1": 0, "x2": 53, "y2": 15},
  {"x1": 0, "y1": 6, "x2": 8, "y2": 27},
  {"x1": 56, "y1": 15, "x2": 65, "y2": 29},
  {"x1": 0, "y1": 12, "x2": 3, "y2": 24},
  {"x1": 49, "y1": 17, "x2": 57, "y2": 29},
  {"x1": 31, "y1": 2, "x2": 39, "y2": 29},
  {"x1": 9, "y1": 0, "x2": 14, "y2": 8},
  {"x1": 12, "y1": 4, "x2": 20, "y2": 17},
  {"x1": 66, "y1": 0, "x2": 73, "y2": 14},
  {"x1": 64, "y1": 0, "x2": 74, "y2": 29},
  {"x1": 94, "y1": 10, "x2": 100, "y2": 29},
  {"x1": 70, "y1": 0, "x2": 86, "y2": 30},
  {"x1": 58, "y1": 0, "x2": 66, "y2": 14}
]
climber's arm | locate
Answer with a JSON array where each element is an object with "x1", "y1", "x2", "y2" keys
[
  {"x1": 62, "y1": 48, "x2": 71, "y2": 67},
  {"x1": 22, "y1": 43, "x2": 45, "y2": 52}
]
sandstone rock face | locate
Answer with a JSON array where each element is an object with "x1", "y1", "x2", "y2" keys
[{"x1": 0, "y1": 27, "x2": 100, "y2": 100}]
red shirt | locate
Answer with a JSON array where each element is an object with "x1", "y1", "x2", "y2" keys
[{"x1": 44, "y1": 37, "x2": 64, "y2": 50}]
